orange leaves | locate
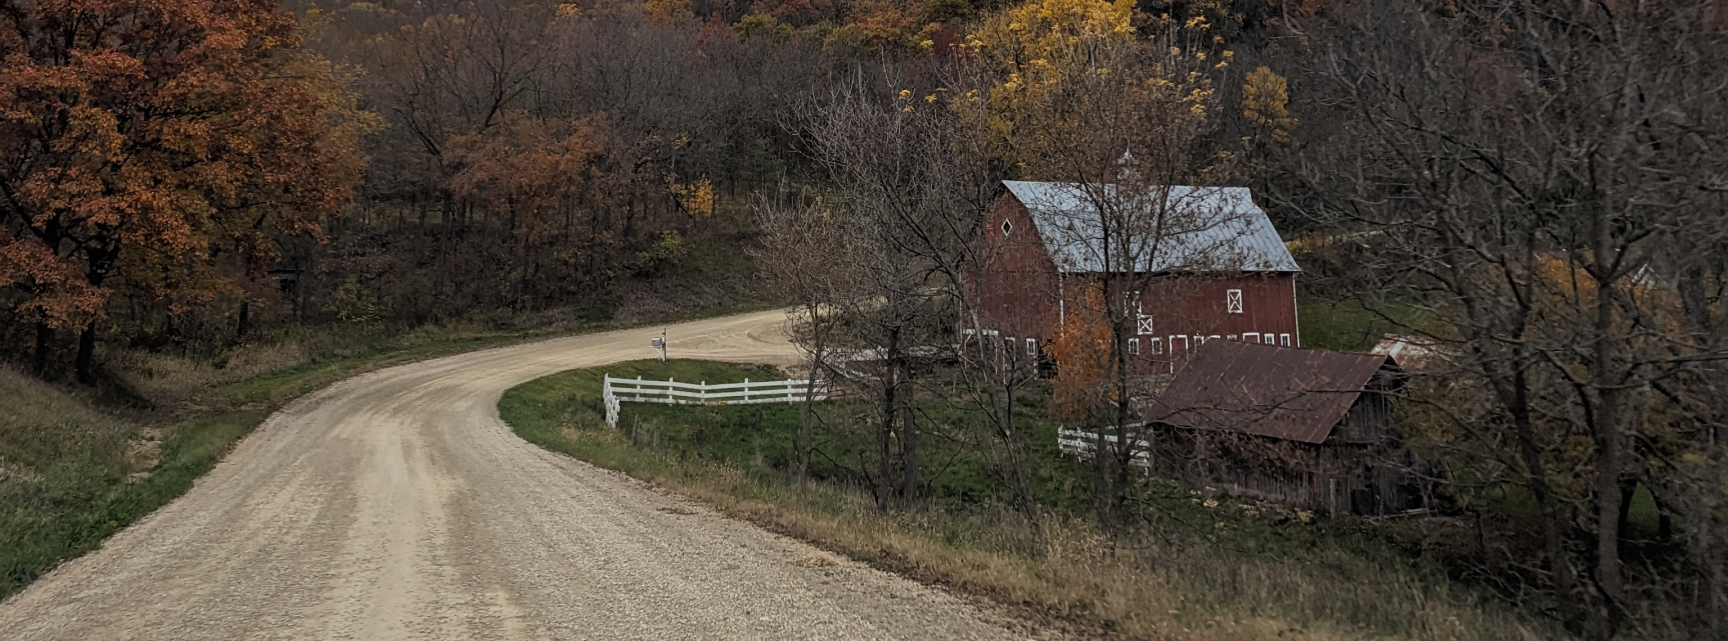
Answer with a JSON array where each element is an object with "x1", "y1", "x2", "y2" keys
[
  {"x1": 0, "y1": 232, "x2": 107, "y2": 329},
  {"x1": 1049, "y1": 283, "x2": 1114, "y2": 422},
  {"x1": 0, "y1": 0, "x2": 365, "y2": 332},
  {"x1": 446, "y1": 112, "x2": 609, "y2": 240}
]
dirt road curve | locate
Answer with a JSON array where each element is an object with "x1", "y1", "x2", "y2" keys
[{"x1": 0, "y1": 311, "x2": 1037, "y2": 640}]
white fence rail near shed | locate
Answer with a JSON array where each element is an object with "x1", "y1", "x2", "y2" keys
[
  {"x1": 1056, "y1": 426, "x2": 1152, "y2": 468},
  {"x1": 602, "y1": 375, "x2": 829, "y2": 428}
]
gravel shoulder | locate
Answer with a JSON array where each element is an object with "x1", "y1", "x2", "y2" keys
[{"x1": 0, "y1": 311, "x2": 1037, "y2": 640}]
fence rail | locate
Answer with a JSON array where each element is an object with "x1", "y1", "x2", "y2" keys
[
  {"x1": 1057, "y1": 426, "x2": 1152, "y2": 468},
  {"x1": 602, "y1": 375, "x2": 829, "y2": 427}
]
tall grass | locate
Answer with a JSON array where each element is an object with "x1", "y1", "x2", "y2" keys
[{"x1": 501, "y1": 360, "x2": 1560, "y2": 641}]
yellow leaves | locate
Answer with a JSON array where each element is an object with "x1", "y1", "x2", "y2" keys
[
  {"x1": 670, "y1": 178, "x2": 715, "y2": 218},
  {"x1": 1242, "y1": 66, "x2": 1298, "y2": 145},
  {"x1": 644, "y1": 0, "x2": 694, "y2": 23},
  {"x1": 555, "y1": 3, "x2": 582, "y2": 17},
  {"x1": 972, "y1": 0, "x2": 1134, "y2": 65}
]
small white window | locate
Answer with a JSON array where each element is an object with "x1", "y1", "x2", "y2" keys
[
  {"x1": 1280, "y1": 333, "x2": 1292, "y2": 346},
  {"x1": 1210, "y1": 335, "x2": 1221, "y2": 342},
  {"x1": 1151, "y1": 337, "x2": 1163, "y2": 354},
  {"x1": 1001, "y1": 220, "x2": 1013, "y2": 236},
  {"x1": 1226, "y1": 289, "x2": 1243, "y2": 314},
  {"x1": 1136, "y1": 312, "x2": 1155, "y2": 335},
  {"x1": 1227, "y1": 334, "x2": 1238, "y2": 341},
  {"x1": 1127, "y1": 338, "x2": 1140, "y2": 355},
  {"x1": 1244, "y1": 332, "x2": 1259, "y2": 344},
  {"x1": 1193, "y1": 334, "x2": 1204, "y2": 345},
  {"x1": 1026, "y1": 338, "x2": 1037, "y2": 355}
]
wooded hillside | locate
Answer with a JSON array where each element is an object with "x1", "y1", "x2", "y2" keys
[{"x1": 3, "y1": 0, "x2": 1725, "y2": 639}]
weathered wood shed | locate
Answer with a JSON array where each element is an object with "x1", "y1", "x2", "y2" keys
[
  {"x1": 969, "y1": 181, "x2": 1302, "y2": 373},
  {"x1": 1145, "y1": 340, "x2": 1421, "y2": 516}
]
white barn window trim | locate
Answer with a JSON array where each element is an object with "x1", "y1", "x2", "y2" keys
[{"x1": 1226, "y1": 289, "x2": 1243, "y2": 314}]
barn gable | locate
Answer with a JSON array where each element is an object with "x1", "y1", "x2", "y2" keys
[{"x1": 1000, "y1": 181, "x2": 1300, "y2": 274}]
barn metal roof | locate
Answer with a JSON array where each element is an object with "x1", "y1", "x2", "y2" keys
[
  {"x1": 1144, "y1": 341, "x2": 1394, "y2": 444},
  {"x1": 1001, "y1": 181, "x2": 1301, "y2": 274}
]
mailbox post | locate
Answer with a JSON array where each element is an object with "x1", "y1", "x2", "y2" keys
[{"x1": 650, "y1": 330, "x2": 667, "y2": 361}]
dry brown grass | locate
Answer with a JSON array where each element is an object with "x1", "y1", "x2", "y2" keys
[
  {"x1": 510, "y1": 412, "x2": 1559, "y2": 641},
  {"x1": 107, "y1": 343, "x2": 313, "y2": 402}
]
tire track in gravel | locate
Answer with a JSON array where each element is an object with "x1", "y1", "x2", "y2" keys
[{"x1": 0, "y1": 310, "x2": 1046, "y2": 640}]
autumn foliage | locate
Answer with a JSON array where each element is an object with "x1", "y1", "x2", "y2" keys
[
  {"x1": 1048, "y1": 283, "x2": 1112, "y2": 422},
  {"x1": 0, "y1": 0, "x2": 362, "y2": 378}
]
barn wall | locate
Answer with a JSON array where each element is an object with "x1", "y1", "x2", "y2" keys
[
  {"x1": 969, "y1": 190, "x2": 1302, "y2": 372},
  {"x1": 1154, "y1": 394, "x2": 1421, "y2": 516},
  {"x1": 1131, "y1": 273, "x2": 1300, "y2": 372},
  {"x1": 973, "y1": 193, "x2": 1062, "y2": 343}
]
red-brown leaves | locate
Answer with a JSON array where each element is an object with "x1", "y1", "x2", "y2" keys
[
  {"x1": 0, "y1": 0, "x2": 363, "y2": 333},
  {"x1": 446, "y1": 112, "x2": 609, "y2": 243}
]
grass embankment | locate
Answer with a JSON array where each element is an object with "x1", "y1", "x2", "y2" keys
[
  {"x1": 501, "y1": 359, "x2": 1558, "y2": 641},
  {"x1": 0, "y1": 304, "x2": 766, "y2": 601}
]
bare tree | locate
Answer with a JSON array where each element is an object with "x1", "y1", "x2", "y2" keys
[
  {"x1": 752, "y1": 189, "x2": 858, "y2": 492},
  {"x1": 1273, "y1": 1, "x2": 1728, "y2": 637},
  {"x1": 801, "y1": 71, "x2": 997, "y2": 510}
]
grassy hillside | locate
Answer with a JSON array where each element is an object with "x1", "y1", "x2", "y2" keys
[{"x1": 501, "y1": 359, "x2": 1559, "y2": 641}]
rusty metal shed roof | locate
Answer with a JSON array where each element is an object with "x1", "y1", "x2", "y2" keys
[
  {"x1": 1371, "y1": 334, "x2": 1451, "y2": 373},
  {"x1": 1145, "y1": 341, "x2": 1395, "y2": 444}
]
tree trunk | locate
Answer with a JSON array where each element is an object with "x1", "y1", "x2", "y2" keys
[
  {"x1": 876, "y1": 325, "x2": 900, "y2": 512},
  {"x1": 237, "y1": 299, "x2": 251, "y2": 339},
  {"x1": 900, "y1": 374, "x2": 918, "y2": 507},
  {"x1": 1002, "y1": 382, "x2": 1041, "y2": 539},
  {"x1": 33, "y1": 322, "x2": 53, "y2": 378},
  {"x1": 75, "y1": 320, "x2": 97, "y2": 385},
  {"x1": 798, "y1": 306, "x2": 823, "y2": 494},
  {"x1": 1588, "y1": 213, "x2": 1625, "y2": 640}
]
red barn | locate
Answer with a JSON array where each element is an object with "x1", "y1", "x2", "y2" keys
[{"x1": 968, "y1": 181, "x2": 1301, "y2": 372}]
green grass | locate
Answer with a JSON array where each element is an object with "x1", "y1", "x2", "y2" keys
[
  {"x1": 1300, "y1": 297, "x2": 1430, "y2": 352},
  {"x1": 500, "y1": 360, "x2": 1562, "y2": 641}
]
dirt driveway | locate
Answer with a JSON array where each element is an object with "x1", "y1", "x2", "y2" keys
[{"x1": 0, "y1": 311, "x2": 1034, "y2": 640}]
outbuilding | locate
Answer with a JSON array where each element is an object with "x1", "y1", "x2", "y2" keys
[{"x1": 1144, "y1": 340, "x2": 1422, "y2": 516}]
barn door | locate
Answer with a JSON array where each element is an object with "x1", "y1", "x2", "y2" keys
[{"x1": 1168, "y1": 335, "x2": 1188, "y2": 358}]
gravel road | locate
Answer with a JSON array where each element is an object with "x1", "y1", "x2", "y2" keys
[{"x1": 0, "y1": 311, "x2": 1040, "y2": 640}]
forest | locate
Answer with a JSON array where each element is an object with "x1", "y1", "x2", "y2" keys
[{"x1": 2, "y1": 0, "x2": 1726, "y2": 639}]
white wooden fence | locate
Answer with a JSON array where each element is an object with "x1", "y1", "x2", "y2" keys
[
  {"x1": 602, "y1": 375, "x2": 830, "y2": 428},
  {"x1": 1057, "y1": 426, "x2": 1151, "y2": 468}
]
